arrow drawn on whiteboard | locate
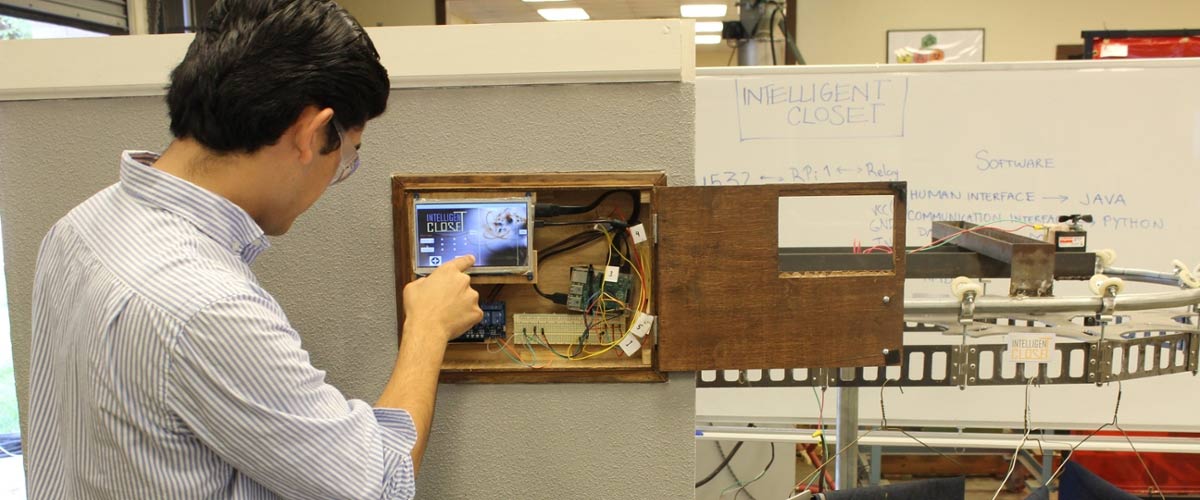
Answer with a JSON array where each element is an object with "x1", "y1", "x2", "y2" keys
[
  {"x1": 1041, "y1": 195, "x2": 1069, "y2": 203},
  {"x1": 837, "y1": 167, "x2": 851, "y2": 174},
  {"x1": 760, "y1": 175, "x2": 785, "y2": 182}
]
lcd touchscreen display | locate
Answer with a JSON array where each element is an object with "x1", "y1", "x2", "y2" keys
[{"x1": 413, "y1": 198, "x2": 532, "y2": 274}]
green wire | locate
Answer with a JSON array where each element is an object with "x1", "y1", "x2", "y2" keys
[
  {"x1": 522, "y1": 333, "x2": 539, "y2": 366},
  {"x1": 811, "y1": 386, "x2": 829, "y2": 490},
  {"x1": 531, "y1": 328, "x2": 572, "y2": 359},
  {"x1": 496, "y1": 337, "x2": 530, "y2": 367},
  {"x1": 719, "y1": 480, "x2": 743, "y2": 498},
  {"x1": 718, "y1": 443, "x2": 775, "y2": 499}
]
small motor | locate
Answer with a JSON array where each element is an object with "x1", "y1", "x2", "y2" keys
[{"x1": 1050, "y1": 214, "x2": 1092, "y2": 252}]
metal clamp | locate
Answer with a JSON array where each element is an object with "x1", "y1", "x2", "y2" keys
[
  {"x1": 959, "y1": 291, "x2": 977, "y2": 325},
  {"x1": 1099, "y1": 286, "x2": 1117, "y2": 324}
]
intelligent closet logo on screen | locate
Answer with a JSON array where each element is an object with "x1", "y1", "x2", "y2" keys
[
  {"x1": 415, "y1": 203, "x2": 529, "y2": 268},
  {"x1": 425, "y1": 210, "x2": 468, "y2": 233}
]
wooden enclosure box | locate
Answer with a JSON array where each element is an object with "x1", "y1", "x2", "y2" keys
[{"x1": 392, "y1": 173, "x2": 907, "y2": 383}]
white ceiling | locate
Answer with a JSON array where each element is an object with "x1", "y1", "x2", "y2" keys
[{"x1": 447, "y1": 0, "x2": 739, "y2": 24}]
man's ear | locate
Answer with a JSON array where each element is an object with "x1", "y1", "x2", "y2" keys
[{"x1": 294, "y1": 106, "x2": 335, "y2": 165}]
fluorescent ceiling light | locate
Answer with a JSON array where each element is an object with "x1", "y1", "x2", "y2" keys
[
  {"x1": 681, "y1": 4, "x2": 728, "y2": 18},
  {"x1": 695, "y1": 34, "x2": 722, "y2": 45},
  {"x1": 538, "y1": 7, "x2": 590, "y2": 21},
  {"x1": 695, "y1": 21, "x2": 723, "y2": 33}
]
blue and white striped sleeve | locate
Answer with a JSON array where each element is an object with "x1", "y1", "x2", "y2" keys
[{"x1": 166, "y1": 293, "x2": 417, "y2": 500}]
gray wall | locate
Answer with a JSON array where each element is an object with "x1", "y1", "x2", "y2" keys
[{"x1": 0, "y1": 82, "x2": 696, "y2": 499}]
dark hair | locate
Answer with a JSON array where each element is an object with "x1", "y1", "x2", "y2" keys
[{"x1": 166, "y1": 0, "x2": 389, "y2": 155}]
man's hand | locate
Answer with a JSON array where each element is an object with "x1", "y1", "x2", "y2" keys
[
  {"x1": 383, "y1": 255, "x2": 483, "y2": 474},
  {"x1": 401, "y1": 255, "x2": 483, "y2": 342}
]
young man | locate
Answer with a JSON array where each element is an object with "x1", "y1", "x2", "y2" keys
[{"x1": 26, "y1": 1, "x2": 481, "y2": 498}]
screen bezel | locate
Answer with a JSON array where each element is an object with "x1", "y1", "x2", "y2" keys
[{"x1": 411, "y1": 195, "x2": 535, "y2": 276}]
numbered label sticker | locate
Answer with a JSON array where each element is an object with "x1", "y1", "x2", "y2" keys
[
  {"x1": 629, "y1": 224, "x2": 648, "y2": 244},
  {"x1": 630, "y1": 313, "x2": 656, "y2": 338},
  {"x1": 604, "y1": 265, "x2": 620, "y2": 283},
  {"x1": 618, "y1": 335, "x2": 642, "y2": 356}
]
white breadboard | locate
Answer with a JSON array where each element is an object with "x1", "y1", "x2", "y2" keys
[{"x1": 512, "y1": 313, "x2": 628, "y2": 345}]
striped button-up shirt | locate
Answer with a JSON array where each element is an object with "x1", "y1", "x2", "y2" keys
[{"x1": 28, "y1": 151, "x2": 417, "y2": 499}]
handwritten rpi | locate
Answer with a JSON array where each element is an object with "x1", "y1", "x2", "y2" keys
[{"x1": 735, "y1": 77, "x2": 909, "y2": 140}]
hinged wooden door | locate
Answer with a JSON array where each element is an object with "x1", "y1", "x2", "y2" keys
[{"x1": 654, "y1": 183, "x2": 907, "y2": 371}]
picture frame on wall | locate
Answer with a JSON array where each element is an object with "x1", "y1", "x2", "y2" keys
[{"x1": 887, "y1": 29, "x2": 985, "y2": 64}]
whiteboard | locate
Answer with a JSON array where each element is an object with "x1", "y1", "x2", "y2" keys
[{"x1": 694, "y1": 59, "x2": 1200, "y2": 431}]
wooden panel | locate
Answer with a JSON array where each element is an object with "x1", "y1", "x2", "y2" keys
[
  {"x1": 394, "y1": 171, "x2": 667, "y2": 190},
  {"x1": 391, "y1": 171, "x2": 668, "y2": 383},
  {"x1": 655, "y1": 183, "x2": 907, "y2": 371},
  {"x1": 881, "y1": 454, "x2": 1012, "y2": 477},
  {"x1": 439, "y1": 369, "x2": 666, "y2": 384}
]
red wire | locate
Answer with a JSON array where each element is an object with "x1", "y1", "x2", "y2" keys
[
  {"x1": 818, "y1": 389, "x2": 826, "y2": 429},
  {"x1": 909, "y1": 224, "x2": 1034, "y2": 254}
]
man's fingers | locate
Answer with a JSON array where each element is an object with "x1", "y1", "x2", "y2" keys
[{"x1": 443, "y1": 255, "x2": 476, "y2": 272}]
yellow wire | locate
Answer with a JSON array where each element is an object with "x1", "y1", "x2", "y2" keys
[
  {"x1": 569, "y1": 331, "x2": 630, "y2": 360},
  {"x1": 610, "y1": 232, "x2": 646, "y2": 313},
  {"x1": 559, "y1": 225, "x2": 655, "y2": 361}
]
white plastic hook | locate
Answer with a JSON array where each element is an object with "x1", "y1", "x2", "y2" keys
[
  {"x1": 1173, "y1": 260, "x2": 1200, "y2": 289},
  {"x1": 950, "y1": 276, "x2": 984, "y2": 300}
]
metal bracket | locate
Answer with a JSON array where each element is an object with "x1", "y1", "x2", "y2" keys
[
  {"x1": 959, "y1": 291, "x2": 977, "y2": 324},
  {"x1": 652, "y1": 213, "x2": 658, "y2": 245},
  {"x1": 1089, "y1": 342, "x2": 1106, "y2": 385},
  {"x1": 931, "y1": 221, "x2": 1056, "y2": 297},
  {"x1": 1098, "y1": 285, "x2": 1118, "y2": 324},
  {"x1": 696, "y1": 331, "x2": 1199, "y2": 388}
]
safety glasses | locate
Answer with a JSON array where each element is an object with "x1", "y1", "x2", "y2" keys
[{"x1": 330, "y1": 120, "x2": 360, "y2": 186}]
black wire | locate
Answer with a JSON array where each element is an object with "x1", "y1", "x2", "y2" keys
[
  {"x1": 535, "y1": 329, "x2": 573, "y2": 359},
  {"x1": 529, "y1": 229, "x2": 608, "y2": 302},
  {"x1": 530, "y1": 190, "x2": 640, "y2": 303},
  {"x1": 768, "y1": 6, "x2": 780, "y2": 65},
  {"x1": 696, "y1": 441, "x2": 745, "y2": 488},
  {"x1": 535, "y1": 190, "x2": 640, "y2": 225},
  {"x1": 779, "y1": 11, "x2": 805, "y2": 65},
  {"x1": 537, "y1": 219, "x2": 627, "y2": 228},
  {"x1": 715, "y1": 440, "x2": 759, "y2": 500},
  {"x1": 527, "y1": 190, "x2": 639, "y2": 303},
  {"x1": 616, "y1": 228, "x2": 634, "y2": 269},
  {"x1": 733, "y1": 442, "x2": 775, "y2": 500},
  {"x1": 696, "y1": 423, "x2": 758, "y2": 489},
  {"x1": 540, "y1": 232, "x2": 605, "y2": 261},
  {"x1": 571, "y1": 267, "x2": 598, "y2": 356},
  {"x1": 531, "y1": 283, "x2": 552, "y2": 300}
]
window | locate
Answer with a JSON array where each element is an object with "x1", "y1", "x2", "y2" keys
[
  {"x1": 0, "y1": 0, "x2": 127, "y2": 35},
  {"x1": 0, "y1": 14, "x2": 108, "y2": 40}
]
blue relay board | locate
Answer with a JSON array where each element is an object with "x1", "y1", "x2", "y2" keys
[{"x1": 452, "y1": 302, "x2": 506, "y2": 342}]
